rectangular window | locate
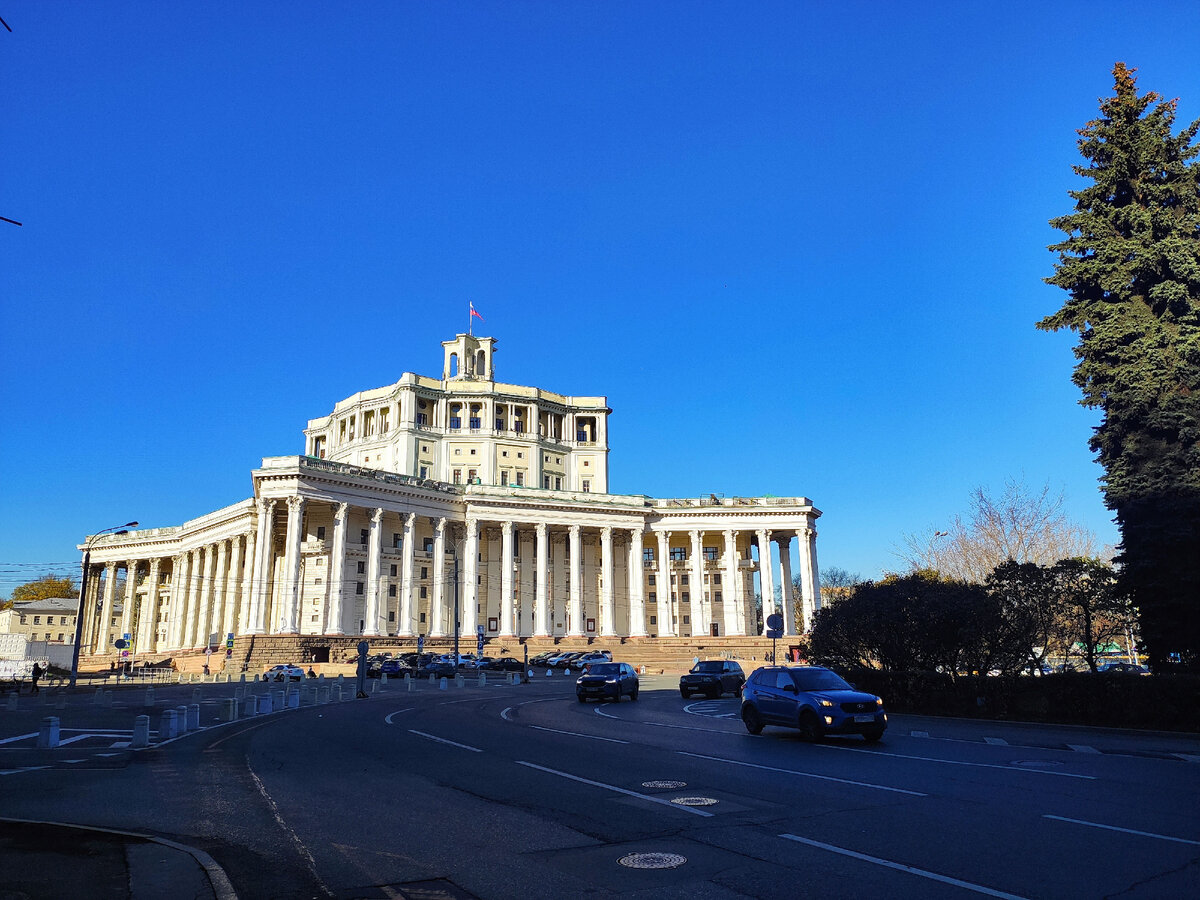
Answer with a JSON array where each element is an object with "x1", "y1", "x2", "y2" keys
[
  {"x1": 420, "y1": 586, "x2": 427, "y2": 599},
  {"x1": 682, "y1": 592, "x2": 690, "y2": 603},
  {"x1": 388, "y1": 610, "x2": 396, "y2": 621},
  {"x1": 423, "y1": 538, "x2": 433, "y2": 552},
  {"x1": 416, "y1": 413, "x2": 428, "y2": 426},
  {"x1": 581, "y1": 480, "x2": 590, "y2": 492},
  {"x1": 501, "y1": 471, "x2": 509, "y2": 485},
  {"x1": 360, "y1": 529, "x2": 369, "y2": 545},
  {"x1": 649, "y1": 615, "x2": 657, "y2": 625},
  {"x1": 453, "y1": 469, "x2": 462, "y2": 484},
  {"x1": 468, "y1": 469, "x2": 477, "y2": 483},
  {"x1": 643, "y1": 548, "x2": 655, "y2": 562},
  {"x1": 449, "y1": 416, "x2": 461, "y2": 429},
  {"x1": 419, "y1": 466, "x2": 428, "y2": 478},
  {"x1": 715, "y1": 592, "x2": 723, "y2": 603},
  {"x1": 388, "y1": 585, "x2": 397, "y2": 597},
  {"x1": 648, "y1": 575, "x2": 656, "y2": 586},
  {"x1": 554, "y1": 477, "x2": 562, "y2": 490},
  {"x1": 682, "y1": 574, "x2": 689, "y2": 586},
  {"x1": 683, "y1": 615, "x2": 690, "y2": 625},
  {"x1": 670, "y1": 547, "x2": 686, "y2": 561},
  {"x1": 704, "y1": 546, "x2": 719, "y2": 561},
  {"x1": 516, "y1": 472, "x2": 524, "y2": 486},
  {"x1": 713, "y1": 574, "x2": 721, "y2": 585},
  {"x1": 393, "y1": 533, "x2": 402, "y2": 548},
  {"x1": 356, "y1": 582, "x2": 364, "y2": 595},
  {"x1": 33, "y1": 617, "x2": 40, "y2": 625},
  {"x1": 316, "y1": 526, "x2": 326, "y2": 540},
  {"x1": 469, "y1": 417, "x2": 481, "y2": 429},
  {"x1": 357, "y1": 561, "x2": 365, "y2": 574},
  {"x1": 419, "y1": 613, "x2": 426, "y2": 623},
  {"x1": 649, "y1": 592, "x2": 656, "y2": 603},
  {"x1": 390, "y1": 564, "x2": 398, "y2": 577},
  {"x1": 420, "y1": 567, "x2": 428, "y2": 579},
  {"x1": 543, "y1": 475, "x2": 550, "y2": 488}
]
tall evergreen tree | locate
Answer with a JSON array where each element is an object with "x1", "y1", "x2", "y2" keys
[{"x1": 1039, "y1": 63, "x2": 1200, "y2": 669}]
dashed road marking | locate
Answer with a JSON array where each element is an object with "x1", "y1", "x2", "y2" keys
[
  {"x1": 813, "y1": 743, "x2": 1096, "y2": 779},
  {"x1": 530, "y1": 725, "x2": 628, "y2": 744},
  {"x1": 678, "y1": 751, "x2": 926, "y2": 796},
  {"x1": 1067, "y1": 744, "x2": 1100, "y2": 754},
  {"x1": 1044, "y1": 814, "x2": 1200, "y2": 846},
  {"x1": 516, "y1": 761, "x2": 714, "y2": 817},
  {"x1": 983, "y1": 737, "x2": 1008, "y2": 746},
  {"x1": 911, "y1": 730, "x2": 930, "y2": 738},
  {"x1": 408, "y1": 730, "x2": 482, "y2": 752}
]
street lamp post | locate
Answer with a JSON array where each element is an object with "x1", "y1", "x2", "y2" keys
[{"x1": 69, "y1": 521, "x2": 138, "y2": 689}]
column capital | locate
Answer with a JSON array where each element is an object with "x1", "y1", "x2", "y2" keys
[
  {"x1": 371, "y1": 507, "x2": 384, "y2": 524},
  {"x1": 535, "y1": 521, "x2": 547, "y2": 537},
  {"x1": 257, "y1": 497, "x2": 276, "y2": 514},
  {"x1": 689, "y1": 529, "x2": 701, "y2": 541},
  {"x1": 600, "y1": 525, "x2": 612, "y2": 540},
  {"x1": 287, "y1": 495, "x2": 305, "y2": 513},
  {"x1": 333, "y1": 501, "x2": 349, "y2": 520},
  {"x1": 404, "y1": 511, "x2": 417, "y2": 528},
  {"x1": 435, "y1": 516, "x2": 447, "y2": 536},
  {"x1": 569, "y1": 523, "x2": 581, "y2": 538}
]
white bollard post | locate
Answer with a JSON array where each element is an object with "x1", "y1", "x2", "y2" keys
[
  {"x1": 288, "y1": 690, "x2": 299, "y2": 709},
  {"x1": 242, "y1": 695, "x2": 258, "y2": 717},
  {"x1": 132, "y1": 714, "x2": 150, "y2": 748},
  {"x1": 144, "y1": 687, "x2": 155, "y2": 708},
  {"x1": 158, "y1": 709, "x2": 178, "y2": 741},
  {"x1": 545, "y1": 668, "x2": 552, "y2": 677},
  {"x1": 37, "y1": 716, "x2": 60, "y2": 749},
  {"x1": 220, "y1": 698, "x2": 238, "y2": 722},
  {"x1": 187, "y1": 703, "x2": 200, "y2": 730},
  {"x1": 239, "y1": 674, "x2": 246, "y2": 684},
  {"x1": 333, "y1": 684, "x2": 343, "y2": 702},
  {"x1": 191, "y1": 688, "x2": 201, "y2": 705},
  {"x1": 380, "y1": 672, "x2": 388, "y2": 687},
  {"x1": 439, "y1": 677, "x2": 448, "y2": 691},
  {"x1": 407, "y1": 677, "x2": 415, "y2": 693},
  {"x1": 455, "y1": 673, "x2": 465, "y2": 689},
  {"x1": 477, "y1": 673, "x2": 485, "y2": 687},
  {"x1": 175, "y1": 705, "x2": 189, "y2": 733},
  {"x1": 259, "y1": 693, "x2": 273, "y2": 714},
  {"x1": 273, "y1": 690, "x2": 284, "y2": 710}
]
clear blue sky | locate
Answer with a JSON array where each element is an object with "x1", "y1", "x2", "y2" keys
[{"x1": 3, "y1": 2, "x2": 1198, "y2": 597}]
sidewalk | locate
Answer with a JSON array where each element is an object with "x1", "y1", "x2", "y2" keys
[{"x1": 0, "y1": 819, "x2": 231, "y2": 899}]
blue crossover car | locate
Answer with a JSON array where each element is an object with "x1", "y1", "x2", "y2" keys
[{"x1": 740, "y1": 666, "x2": 886, "y2": 742}]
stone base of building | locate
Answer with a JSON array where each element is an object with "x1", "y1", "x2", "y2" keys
[{"x1": 82, "y1": 633, "x2": 810, "y2": 677}]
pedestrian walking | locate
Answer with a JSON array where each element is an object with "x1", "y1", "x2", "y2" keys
[{"x1": 30, "y1": 662, "x2": 42, "y2": 694}]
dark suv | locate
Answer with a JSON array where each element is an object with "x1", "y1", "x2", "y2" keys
[
  {"x1": 740, "y1": 665, "x2": 886, "y2": 742},
  {"x1": 576, "y1": 662, "x2": 639, "y2": 702},
  {"x1": 680, "y1": 660, "x2": 745, "y2": 698}
]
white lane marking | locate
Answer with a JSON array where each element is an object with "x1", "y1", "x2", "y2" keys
[
  {"x1": 530, "y1": 725, "x2": 629, "y2": 744},
  {"x1": 1173, "y1": 753, "x2": 1200, "y2": 763},
  {"x1": 109, "y1": 741, "x2": 130, "y2": 748},
  {"x1": 1, "y1": 767, "x2": 51, "y2": 776},
  {"x1": 813, "y1": 743, "x2": 1096, "y2": 779},
  {"x1": 0, "y1": 733, "x2": 38, "y2": 746},
  {"x1": 516, "y1": 761, "x2": 714, "y2": 817},
  {"x1": 408, "y1": 730, "x2": 482, "y2": 753},
  {"x1": 1043, "y1": 814, "x2": 1200, "y2": 846},
  {"x1": 247, "y1": 766, "x2": 330, "y2": 895},
  {"x1": 383, "y1": 708, "x2": 415, "y2": 725},
  {"x1": 911, "y1": 731, "x2": 930, "y2": 738},
  {"x1": 96, "y1": 752, "x2": 122, "y2": 757},
  {"x1": 678, "y1": 751, "x2": 926, "y2": 796},
  {"x1": 983, "y1": 737, "x2": 1008, "y2": 746},
  {"x1": 592, "y1": 706, "x2": 621, "y2": 719},
  {"x1": 501, "y1": 707, "x2": 513, "y2": 721},
  {"x1": 62, "y1": 759, "x2": 85, "y2": 764},
  {"x1": 1066, "y1": 744, "x2": 1099, "y2": 754},
  {"x1": 780, "y1": 833, "x2": 1029, "y2": 900}
]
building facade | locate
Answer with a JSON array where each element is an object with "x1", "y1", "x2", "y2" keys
[{"x1": 77, "y1": 334, "x2": 821, "y2": 658}]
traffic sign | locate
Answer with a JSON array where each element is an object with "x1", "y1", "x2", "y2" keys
[
  {"x1": 766, "y1": 629, "x2": 783, "y2": 639},
  {"x1": 766, "y1": 613, "x2": 784, "y2": 631},
  {"x1": 114, "y1": 638, "x2": 128, "y2": 650}
]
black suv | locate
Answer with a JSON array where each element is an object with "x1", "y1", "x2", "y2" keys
[
  {"x1": 576, "y1": 662, "x2": 639, "y2": 702},
  {"x1": 679, "y1": 660, "x2": 745, "y2": 698},
  {"x1": 740, "y1": 665, "x2": 886, "y2": 741}
]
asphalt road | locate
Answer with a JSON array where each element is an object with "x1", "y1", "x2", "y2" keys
[{"x1": 1, "y1": 674, "x2": 1198, "y2": 898}]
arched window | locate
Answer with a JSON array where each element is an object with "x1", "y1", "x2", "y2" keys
[
  {"x1": 449, "y1": 353, "x2": 459, "y2": 376},
  {"x1": 476, "y1": 349, "x2": 486, "y2": 377}
]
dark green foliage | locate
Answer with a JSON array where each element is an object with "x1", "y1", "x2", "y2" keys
[{"x1": 1040, "y1": 63, "x2": 1200, "y2": 669}]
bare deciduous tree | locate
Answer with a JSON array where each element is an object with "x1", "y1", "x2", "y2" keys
[{"x1": 898, "y1": 480, "x2": 1103, "y2": 583}]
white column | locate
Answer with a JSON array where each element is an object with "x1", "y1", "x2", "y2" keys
[
  {"x1": 211, "y1": 540, "x2": 229, "y2": 643},
  {"x1": 688, "y1": 529, "x2": 705, "y2": 637},
  {"x1": 136, "y1": 558, "x2": 161, "y2": 653},
  {"x1": 568, "y1": 524, "x2": 583, "y2": 636},
  {"x1": 364, "y1": 507, "x2": 383, "y2": 636},
  {"x1": 599, "y1": 526, "x2": 615, "y2": 636},
  {"x1": 803, "y1": 523, "x2": 821, "y2": 619},
  {"x1": 628, "y1": 527, "x2": 647, "y2": 637},
  {"x1": 239, "y1": 527, "x2": 257, "y2": 634},
  {"x1": 327, "y1": 503, "x2": 348, "y2": 635},
  {"x1": 120, "y1": 560, "x2": 138, "y2": 642},
  {"x1": 723, "y1": 529, "x2": 741, "y2": 636},
  {"x1": 534, "y1": 522, "x2": 550, "y2": 636},
  {"x1": 95, "y1": 562, "x2": 119, "y2": 654},
  {"x1": 431, "y1": 517, "x2": 447, "y2": 637},
  {"x1": 183, "y1": 549, "x2": 202, "y2": 646},
  {"x1": 656, "y1": 531, "x2": 673, "y2": 636},
  {"x1": 581, "y1": 533, "x2": 596, "y2": 635},
  {"x1": 248, "y1": 498, "x2": 276, "y2": 635},
  {"x1": 282, "y1": 496, "x2": 305, "y2": 634},
  {"x1": 398, "y1": 511, "x2": 416, "y2": 637},
  {"x1": 500, "y1": 521, "x2": 515, "y2": 637},
  {"x1": 777, "y1": 535, "x2": 796, "y2": 637},
  {"x1": 199, "y1": 544, "x2": 218, "y2": 644},
  {"x1": 223, "y1": 535, "x2": 243, "y2": 639},
  {"x1": 463, "y1": 518, "x2": 479, "y2": 635},
  {"x1": 756, "y1": 528, "x2": 775, "y2": 634}
]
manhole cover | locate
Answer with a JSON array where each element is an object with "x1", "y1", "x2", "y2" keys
[
  {"x1": 1013, "y1": 759, "x2": 1064, "y2": 768},
  {"x1": 618, "y1": 852, "x2": 687, "y2": 869},
  {"x1": 642, "y1": 780, "x2": 687, "y2": 789},
  {"x1": 670, "y1": 796, "x2": 719, "y2": 806}
]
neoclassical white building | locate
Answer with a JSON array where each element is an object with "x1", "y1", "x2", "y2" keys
[{"x1": 78, "y1": 334, "x2": 821, "y2": 659}]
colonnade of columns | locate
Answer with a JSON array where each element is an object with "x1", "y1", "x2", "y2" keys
[{"x1": 80, "y1": 497, "x2": 819, "y2": 656}]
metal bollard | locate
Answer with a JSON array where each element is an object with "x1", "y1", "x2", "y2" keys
[
  {"x1": 144, "y1": 687, "x2": 155, "y2": 708},
  {"x1": 158, "y1": 709, "x2": 178, "y2": 741},
  {"x1": 239, "y1": 673, "x2": 246, "y2": 684},
  {"x1": 242, "y1": 695, "x2": 258, "y2": 717},
  {"x1": 187, "y1": 703, "x2": 200, "y2": 730},
  {"x1": 37, "y1": 716, "x2": 60, "y2": 749},
  {"x1": 220, "y1": 698, "x2": 238, "y2": 722},
  {"x1": 175, "y1": 705, "x2": 189, "y2": 733},
  {"x1": 132, "y1": 714, "x2": 150, "y2": 748}
]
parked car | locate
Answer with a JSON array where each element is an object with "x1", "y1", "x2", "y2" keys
[
  {"x1": 1096, "y1": 661, "x2": 1150, "y2": 675},
  {"x1": 574, "y1": 651, "x2": 613, "y2": 669},
  {"x1": 740, "y1": 665, "x2": 886, "y2": 742},
  {"x1": 680, "y1": 660, "x2": 745, "y2": 698},
  {"x1": 489, "y1": 657, "x2": 526, "y2": 672},
  {"x1": 576, "y1": 662, "x2": 639, "y2": 702},
  {"x1": 379, "y1": 659, "x2": 404, "y2": 677},
  {"x1": 529, "y1": 652, "x2": 557, "y2": 667},
  {"x1": 416, "y1": 661, "x2": 457, "y2": 680},
  {"x1": 264, "y1": 664, "x2": 305, "y2": 682},
  {"x1": 548, "y1": 651, "x2": 584, "y2": 668}
]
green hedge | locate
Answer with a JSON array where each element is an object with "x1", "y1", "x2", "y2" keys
[{"x1": 838, "y1": 669, "x2": 1200, "y2": 733}]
